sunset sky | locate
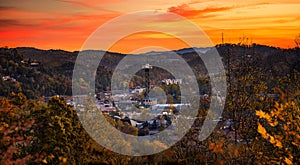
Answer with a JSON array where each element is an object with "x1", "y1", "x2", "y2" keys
[{"x1": 0, "y1": 0, "x2": 299, "y2": 53}]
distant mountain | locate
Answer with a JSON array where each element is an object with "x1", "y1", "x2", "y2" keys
[{"x1": 176, "y1": 47, "x2": 212, "y2": 54}]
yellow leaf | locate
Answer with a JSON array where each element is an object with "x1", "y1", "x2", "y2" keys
[
  {"x1": 274, "y1": 102, "x2": 283, "y2": 111},
  {"x1": 284, "y1": 157, "x2": 293, "y2": 165},
  {"x1": 264, "y1": 114, "x2": 272, "y2": 122},
  {"x1": 256, "y1": 110, "x2": 266, "y2": 118},
  {"x1": 269, "y1": 136, "x2": 275, "y2": 144},
  {"x1": 270, "y1": 109, "x2": 280, "y2": 117},
  {"x1": 256, "y1": 110, "x2": 272, "y2": 123},
  {"x1": 62, "y1": 158, "x2": 67, "y2": 163},
  {"x1": 257, "y1": 123, "x2": 268, "y2": 139},
  {"x1": 42, "y1": 159, "x2": 48, "y2": 164},
  {"x1": 269, "y1": 120, "x2": 278, "y2": 127}
]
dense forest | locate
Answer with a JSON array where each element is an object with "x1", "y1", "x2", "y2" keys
[{"x1": 0, "y1": 45, "x2": 300, "y2": 164}]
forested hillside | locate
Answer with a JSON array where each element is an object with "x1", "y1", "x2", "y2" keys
[
  {"x1": 0, "y1": 45, "x2": 300, "y2": 164},
  {"x1": 1, "y1": 45, "x2": 299, "y2": 99}
]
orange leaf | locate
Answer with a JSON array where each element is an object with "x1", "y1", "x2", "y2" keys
[{"x1": 284, "y1": 157, "x2": 293, "y2": 165}]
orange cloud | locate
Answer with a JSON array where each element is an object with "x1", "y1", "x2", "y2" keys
[{"x1": 168, "y1": 4, "x2": 233, "y2": 18}]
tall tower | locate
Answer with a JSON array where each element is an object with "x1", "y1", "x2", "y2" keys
[{"x1": 142, "y1": 63, "x2": 152, "y2": 97}]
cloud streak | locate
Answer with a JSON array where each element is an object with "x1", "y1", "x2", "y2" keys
[
  {"x1": 0, "y1": 6, "x2": 15, "y2": 10},
  {"x1": 167, "y1": 4, "x2": 234, "y2": 18},
  {"x1": 56, "y1": 0, "x2": 121, "y2": 13}
]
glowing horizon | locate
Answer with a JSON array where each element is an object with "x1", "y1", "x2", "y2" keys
[{"x1": 0, "y1": 0, "x2": 299, "y2": 53}]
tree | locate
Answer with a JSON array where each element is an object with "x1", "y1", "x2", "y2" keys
[
  {"x1": 0, "y1": 93, "x2": 44, "y2": 164},
  {"x1": 255, "y1": 101, "x2": 300, "y2": 164}
]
